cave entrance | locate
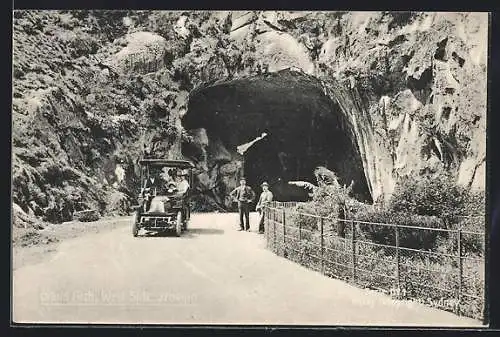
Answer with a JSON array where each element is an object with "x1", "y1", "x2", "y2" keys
[
  {"x1": 242, "y1": 132, "x2": 320, "y2": 202},
  {"x1": 242, "y1": 133, "x2": 285, "y2": 194},
  {"x1": 182, "y1": 69, "x2": 372, "y2": 208}
]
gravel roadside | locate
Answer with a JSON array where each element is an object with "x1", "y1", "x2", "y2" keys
[{"x1": 12, "y1": 215, "x2": 132, "y2": 270}]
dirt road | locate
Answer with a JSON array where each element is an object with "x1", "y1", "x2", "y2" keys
[{"x1": 13, "y1": 212, "x2": 483, "y2": 326}]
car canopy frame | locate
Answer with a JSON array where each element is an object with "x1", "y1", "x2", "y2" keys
[{"x1": 138, "y1": 159, "x2": 195, "y2": 169}]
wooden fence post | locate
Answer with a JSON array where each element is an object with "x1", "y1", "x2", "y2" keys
[
  {"x1": 457, "y1": 229, "x2": 462, "y2": 315},
  {"x1": 482, "y1": 232, "x2": 487, "y2": 325},
  {"x1": 265, "y1": 206, "x2": 269, "y2": 249},
  {"x1": 395, "y1": 226, "x2": 400, "y2": 297},
  {"x1": 273, "y1": 208, "x2": 277, "y2": 253},
  {"x1": 351, "y1": 220, "x2": 356, "y2": 282},
  {"x1": 320, "y1": 217, "x2": 325, "y2": 274},
  {"x1": 282, "y1": 208, "x2": 286, "y2": 256}
]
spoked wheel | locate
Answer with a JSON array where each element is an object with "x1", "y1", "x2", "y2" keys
[
  {"x1": 175, "y1": 211, "x2": 182, "y2": 237},
  {"x1": 132, "y1": 212, "x2": 140, "y2": 237},
  {"x1": 182, "y1": 207, "x2": 189, "y2": 231}
]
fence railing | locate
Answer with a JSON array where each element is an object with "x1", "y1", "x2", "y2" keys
[{"x1": 263, "y1": 203, "x2": 486, "y2": 322}]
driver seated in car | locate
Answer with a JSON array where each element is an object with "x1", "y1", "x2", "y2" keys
[
  {"x1": 175, "y1": 170, "x2": 190, "y2": 195},
  {"x1": 141, "y1": 172, "x2": 159, "y2": 212},
  {"x1": 146, "y1": 168, "x2": 175, "y2": 213}
]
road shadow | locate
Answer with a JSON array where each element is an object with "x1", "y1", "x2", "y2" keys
[
  {"x1": 139, "y1": 227, "x2": 224, "y2": 238},
  {"x1": 186, "y1": 228, "x2": 225, "y2": 235},
  {"x1": 141, "y1": 231, "x2": 177, "y2": 238}
]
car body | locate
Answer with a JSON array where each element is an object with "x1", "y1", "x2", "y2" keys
[{"x1": 132, "y1": 159, "x2": 195, "y2": 237}]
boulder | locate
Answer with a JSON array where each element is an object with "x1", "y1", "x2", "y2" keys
[
  {"x1": 110, "y1": 31, "x2": 167, "y2": 74},
  {"x1": 12, "y1": 203, "x2": 46, "y2": 230},
  {"x1": 74, "y1": 209, "x2": 100, "y2": 222},
  {"x1": 254, "y1": 31, "x2": 315, "y2": 74}
]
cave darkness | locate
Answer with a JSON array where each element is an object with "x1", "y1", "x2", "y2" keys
[{"x1": 182, "y1": 69, "x2": 373, "y2": 204}]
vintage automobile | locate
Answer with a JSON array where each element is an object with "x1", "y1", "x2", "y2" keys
[{"x1": 132, "y1": 159, "x2": 195, "y2": 237}]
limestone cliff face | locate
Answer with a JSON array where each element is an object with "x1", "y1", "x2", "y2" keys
[
  {"x1": 224, "y1": 11, "x2": 487, "y2": 202},
  {"x1": 12, "y1": 10, "x2": 487, "y2": 220}
]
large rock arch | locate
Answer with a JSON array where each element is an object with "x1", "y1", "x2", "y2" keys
[{"x1": 182, "y1": 69, "x2": 373, "y2": 208}]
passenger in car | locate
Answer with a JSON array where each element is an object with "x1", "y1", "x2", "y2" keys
[{"x1": 176, "y1": 170, "x2": 190, "y2": 194}]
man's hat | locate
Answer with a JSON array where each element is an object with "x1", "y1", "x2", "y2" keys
[
  {"x1": 261, "y1": 181, "x2": 269, "y2": 187},
  {"x1": 240, "y1": 177, "x2": 246, "y2": 181}
]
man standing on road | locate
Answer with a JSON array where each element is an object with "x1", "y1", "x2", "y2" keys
[
  {"x1": 256, "y1": 182, "x2": 273, "y2": 234},
  {"x1": 229, "y1": 178, "x2": 256, "y2": 231}
]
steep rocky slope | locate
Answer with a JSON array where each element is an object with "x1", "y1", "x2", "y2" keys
[{"x1": 12, "y1": 10, "x2": 487, "y2": 222}]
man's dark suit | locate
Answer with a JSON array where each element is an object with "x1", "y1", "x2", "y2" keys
[
  {"x1": 230, "y1": 185, "x2": 256, "y2": 230},
  {"x1": 142, "y1": 177, "x2": 158, "y2": 211}
]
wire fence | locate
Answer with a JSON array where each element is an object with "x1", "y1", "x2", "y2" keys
[{"x1": 263, "y1": 201, "x2": 486, "y2": 322}]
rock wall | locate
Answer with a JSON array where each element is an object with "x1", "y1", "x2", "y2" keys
[
  {"x1": 12, "y1": 10, "x2": 487, "y2": 221},
  {"x1": 223, "y1": 11, "x2": 487, "y2": 203}
]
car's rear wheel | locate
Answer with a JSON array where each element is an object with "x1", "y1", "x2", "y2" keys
[
  {"x1": 175, "y1": 211, "x2": 182, "y2": 237},
  {"x1": 132, "y1": 212, "x2": 140, "y2": 237}
]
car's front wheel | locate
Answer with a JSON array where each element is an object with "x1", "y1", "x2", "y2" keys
[
  {"x1": 182, "y1": 207, "x2": 188, "y2": 230},
  {"x1": 175, "y1": 211, "x2": 182, "y2": 237}
]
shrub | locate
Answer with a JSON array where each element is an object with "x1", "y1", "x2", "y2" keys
[
  {"x1": 454, "y1": 218, "x2": 485, "y2": 255},
  {"x1": 389, "y1": 173, "x2": 468, "y2": 227},
  {"x1": 387, "y1": 173, "x2": 485, "y2": 254},
  {"x1": 105, "y1": 190, "x2": 131, "y2": 216},
  {"x1": 312, "y1": 184, "x2": 351, "y2": 215},
  {"x1": 290, "y1": 182, "x2": 355, "y2": 233},
  {"x1": 68, "y1": 31, "x2": 100, "y2": 57},
  {"x1": 352, "y1": 208, "x2": 446, "y2": 250},
  {"x1": 460, "y1": 190, "x2": 486, "y2": 219},
  {"x1": 291, "y1": 202, "x2": 322, "y2": 232}
]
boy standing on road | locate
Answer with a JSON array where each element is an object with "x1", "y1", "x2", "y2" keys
[
  {"x1": 256, "y1": 182, "x2": 273, "y2": 234},
  {"x1": 229, "y1": 178, "x2": 256, "y2": 231}
]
